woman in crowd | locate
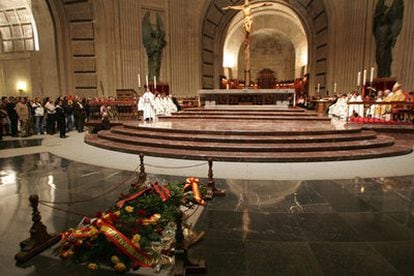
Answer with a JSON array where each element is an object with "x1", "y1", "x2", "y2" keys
[{"x1": 32, "y1": 97, "x2": 44, "y2": 135}]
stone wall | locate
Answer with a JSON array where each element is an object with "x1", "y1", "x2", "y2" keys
[
  {"x1": 2, "y1": 0, "x2": 414, "y2": 99},
  {"x1": 326, "y1": 0, "x2": 414, "y2": 94},
  {"x1": 238, "y1": 31, "x2": 296, "y2": 82}
]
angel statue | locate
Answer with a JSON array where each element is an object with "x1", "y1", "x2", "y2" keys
[
  {"x1": 142, "y1": 12, "x2": 166, "y2": 81},
  {"x1": 373, "y1": 0, "x2": 404, "y2": 78}
]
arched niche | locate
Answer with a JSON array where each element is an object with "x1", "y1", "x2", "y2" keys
[
  {"x1": 223, "y1": 4, "x2": 307, "y2": 83},
  {"x1": 201, "y1": 0, "x2": 329, "y2": 95}
]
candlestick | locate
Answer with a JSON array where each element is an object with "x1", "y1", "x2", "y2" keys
[
  {"x1": 138, "y1": 74, "x2": 141, "y2": 88},
  {"x1": 333, "y1": 82, "x2": 337, "y2": 94},
  {"x1": 362, "y1": 69, "x2": 367, "y2": 86},
  {"x1": 357, "y1": 71, "x2": 361, "y2": 87},
  {"x1": 154, "y1": 76, "x2": 157, "y2": 89},
  {"x1": 370, "y1": 67, "x2": 374, "y2": 83},
  {"x1": 317, "y1": 83, "x2": 320, "y2": 93},
  {"x1": 145, "y1": 75, "x2": 149, "y2": 89}
]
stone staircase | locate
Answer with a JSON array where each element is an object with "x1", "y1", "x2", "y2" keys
[{"x1": 85, "y1": 108, "x2": 412, "y2": 162}]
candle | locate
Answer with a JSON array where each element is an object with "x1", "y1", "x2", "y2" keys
[
  {"x1": 370, "y1": 67, "x2": 374, "y2": 83},
  {"x1": 154, "y1": 76, "x2": 157, "y2": 89},
  {"x1": 357, "y1": 71, "x2": 361, "y2": 87},
  {"x1": 138, "y1": 74, "x2": 141, "y2": 88},
  {"x1": 362, "y1": 69, "x2": 367, "y2": 86},
  {"x1": 145, "y1": 75, "x2": 149, "y2": 88},
  {"x1": 333, "y1": 82, "x2": 337, "y2": 94},
  {"x1": 317, "y1": 83, "x2": 320, "y2": 93}
]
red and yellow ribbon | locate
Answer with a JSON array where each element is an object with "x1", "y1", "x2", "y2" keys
[
  {"x1": 184, "y1": 177, "x2": 206, "y2": 206},
  {"x1": 116, "y1": 187, "x2": 149, "y2": 208},
  {"x1": 153, "y1": 183, "x2": 171, "y2": 201},
  {"x1": 96, "y1": 220, "x2": 155, "y2": 268}
]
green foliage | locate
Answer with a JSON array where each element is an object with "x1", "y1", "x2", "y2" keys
[{"x1": 59, "y1": 181, "x2": 205, "y2": 272}]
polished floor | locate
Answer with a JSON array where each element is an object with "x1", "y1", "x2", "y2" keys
[{"x1": 1, "y1": 147, "x2": 414, "y2": 275}]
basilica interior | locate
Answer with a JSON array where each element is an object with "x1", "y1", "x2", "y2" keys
[{"x1": 1, "y1": 0, "x2": 414, "y2": 275}]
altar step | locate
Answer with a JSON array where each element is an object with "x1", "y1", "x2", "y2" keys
[
  {"x1": 162, "y1": 115, "x2": 330, "y2": 121},
  {"x1": 186, "y1": 107, "x2": 304, "y2": 112},
  {"x1": 85, "y1": 122, "x2": 412, "y2": 162},
  {"x1": 96, "y1": 130, "x2": 395, "y2": 152},
  {"x1": 112, "y1": 126, "x2": 378, "y2": 143},
  {"x1": 85, "y1": 134, "x2": 411, "y2": 162},
  {"x1": 172, "y1": 111, "x2": 316, "y2": 117},
  {"x1": 162, "y1": 107, "x2": 328, "y2": 121}
]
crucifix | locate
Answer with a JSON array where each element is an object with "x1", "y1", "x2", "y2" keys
[{"x1": 223, "y1": 0, "x2": 273, "y2": 87}]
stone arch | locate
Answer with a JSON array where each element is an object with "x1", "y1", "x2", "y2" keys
[
  {"x1": 201, "y1": 0, "x2": 329, "y2": 94},
  {"x1": 46, "y1": 0, "x2": 97, "y2": 97}
]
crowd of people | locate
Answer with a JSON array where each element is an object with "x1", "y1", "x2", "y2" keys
[
  {"x1": 137, "y1": 90, "x2": 179, "y2": 122},
  {"x1": 0, "y1": 91, "x2": 181, "y2": 140},
  {"x1": 0, "y1": 95, "x2": 89, "y2": 141},
  {"x1": 327, "y1": 82, "x2": 407, "y2": 120}
]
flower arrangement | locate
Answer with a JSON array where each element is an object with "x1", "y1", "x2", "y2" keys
[{"x1": 59, "y1": 177, "x2": 205, "y2": 272}]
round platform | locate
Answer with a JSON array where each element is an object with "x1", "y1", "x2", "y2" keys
[{"x1": 85, "y1": 109, "x2": 412, "y2": 162}]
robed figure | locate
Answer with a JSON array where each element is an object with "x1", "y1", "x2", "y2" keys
[
  {"x1": 138, "y1": 90, "x2": 156, "y2": 122},
  {"x1": 142, "y1": 12, "x2": 166, "y2": 81},
  {"x1": 373, "y1": 0, "x2": 404, "y2": 78}
]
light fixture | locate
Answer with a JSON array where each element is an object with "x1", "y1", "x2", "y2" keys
[{"x1": 16, "y1": 80, "x2": 27, "y2": 95}]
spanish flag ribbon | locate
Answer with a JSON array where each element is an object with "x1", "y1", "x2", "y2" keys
[
  {"x1": 153, "y1": 182, "x2": 171, "y2": 201},
  {"x1": 96, "y1": 220, "x2": 155, "y2": 268},
  {"x1": 184, "y1": 177, "x2": 206, "y2": 206},
  {"x1": 116, "y1": 187, "x2": 149, "y2": 208}
]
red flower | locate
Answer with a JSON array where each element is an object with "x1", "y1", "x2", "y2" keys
[
  {"x1": 82, "y1": 217, "x2": 91, "y2": 225},
  {"x1": 95, "y1": 211, "x2": 103, "y2": 218},
  {"x1": 155, "y1": 226, "x2": 164, "y2": 233},
  {"x1": 137, "y1": 209, "x2": 146, "y2": 217}
]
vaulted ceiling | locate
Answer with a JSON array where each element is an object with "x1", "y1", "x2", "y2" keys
[{"x1": 0, "y1": 0, "x2": 38, "y2": 53}]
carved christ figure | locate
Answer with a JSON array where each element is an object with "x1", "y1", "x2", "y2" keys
[
  {"x1": 223, "y1": 0, "x2": 273, "y2": 86},
  {"x1": 223, "y1": 0, "x2": 272, "y2": 34}
]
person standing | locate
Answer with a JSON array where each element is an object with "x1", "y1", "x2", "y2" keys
[
  {"x1": 15, "y1": 97, "x2": 29, "y2": 137},
  {"x1": 55, "y1": 99, "x2": 66, "y2": 138},
  {"x1": 44, "y1": 97, "x2": 56, "y2": 135},
  {"x1": 0, "y1": 97, "x2": 8, "y2": 140},
  {"x1": 32, "y1": 97, "x2": 44, "y2": 135},
  {"x1": 74, "y1": 98, "x2": 86, "y2": 132},
  {"x1": 64, "y1": 99, "x2": 75, "y2": 131},
  {"x1": 138, "y1": 88, "x2": 155, "y2": 122},
  {"x1": 6, "y1": 96, "x2": 18, "y2": 137}
]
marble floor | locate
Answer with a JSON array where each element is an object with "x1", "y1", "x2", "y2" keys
[{"x1": 1, "y1": 133, "x2": 414, "y2": 275}]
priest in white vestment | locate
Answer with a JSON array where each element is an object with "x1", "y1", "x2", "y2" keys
[
  {"x1": 138, "y1": 89, "x2": 156, "y2": 122},
  {"x1": 167, "y1": 95, "x2": 178, "y2": 114},
  {"x1": 366, "y1": 91, "x2": 383, "y2": 119},
  {"x1": 154, "y1": 94, "x2": 166, "y2": 116},
  {"x1": 347, "y1": 92, "x2": 364, "y2": 119},
  {"x1": 328, "y1": 94, "x2": 348, "y2": 119}
]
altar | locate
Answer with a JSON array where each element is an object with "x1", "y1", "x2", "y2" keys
[{"x1": 199, "y1": 89, "x2": 296, "y2": 107}]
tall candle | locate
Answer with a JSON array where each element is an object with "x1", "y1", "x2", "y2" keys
[
  {"x1": 138, "y1": 74, "x2": 141, "y2": 88},
  {"x1": 370, "y1": 67, "x2": 374, "y2": 83},
  {"x1": 145, "y1": 75, "x2": 149, "y2": 88},
  {"x1": 154, "y1": 76, "x2": 157, "y2": 89},
  {"x1": 357, "y1": 71, "x2": 361, "y2": 87},
  {"x1": 317, "y1": 83, "x2": 320, "y2": 93},
  {"x1": 362, "y1": 69, "x2": 367, "y2": 86},
  {"x1": 333, "y1": 82, "x2": 337, "y2": 94}
]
